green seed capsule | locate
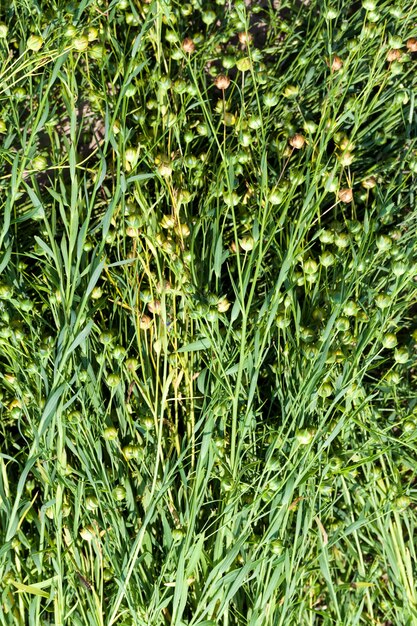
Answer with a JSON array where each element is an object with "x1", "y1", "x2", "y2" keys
[
  {"x1": 125, "y1": 12, "x2": 139, "y2": 25},
  {"x1": 73, "y1": 35, "x2": 89, "y2": 51},
  {"x1": 268, "y1": 190, "x2": 284, "y2": 205},
  {"x1": 318, "y1": 382, "x2": 333, "y2": 398},
  {"x1": 65, "y1": 24, "x2": 77, "y2": 38},
  {"x1": 106, "y1": 373, "x2": 121, "y2": 387},
  {"x1": 27, "y1": 34, "x2": 43, "y2": 51},
  {"x1": 376, "y1": 235, "x2": 392, "y2": 252},
  {"x1": 206, "y1": 307, "x2": 219, "y2": 322},
  {"x1": 303, "y1": 258, "x2": 318, "y2": 275},
  {"x1": 224, "y1": 191, "x2": 240, "y2": 207},
  {"x1": 270, "y1": 539, "x2": 284, "y2": 555},
  {"x1": 85, "y1": 495, "x2": 99, "y2": 511},
  {"x1": 389, "y1": 35, "x2": 403, "y2": 49},
  {"x1": 248, "y1": 115, "x2": 262, "y2": 130},
  {"x1": 319, "y1": 252, "x2": 336, "y2": 267},
  {"x1": 290, "y1": 170, "x2": 304, "y2": 185},
  {"x1": 385, "y1": 371, "x2": 400, "y2": 385},
  {"x1": 394, "y1": 347, "x2": 408, "y2": 363},
  {"x1": 375, "y1": 294, "x2": 390, "y2": 309},
  {"x1": 392, "y1": 260, "x2": 407, "y2": 277},
  {"x1": 240, "y1": 236, "x2": 254, "y2": 252},
  {"x1": 276, "y1": 314, "x2": 291, "y2": 329},
  {"x1": 335, "y1": 316, "x2": 350, "y2": 331},
  {"x1": 283, "y1": 84, "x2": 299, "y2": 98},
  {"x1": 19, "y1": 299, "x2": 33, "y2": 312},
  {"x1": 103, "y1": 426, "x2": 118, "y2": 441},
  {"x1": 103, "y1": 567, "x2": 113, "y2": 581},
  {"x1": 236, "y1": 57, "x2": 251, "y2": 72},
  {"x1": 390, "y1": 61, "x2": 403, "y2": 75},
  {"x1": 125, "y1": 358, "x2": 139, "y2": 371},
  {"x1": 222, "y1": 55, "x2": 236, "y2": 69},
  {"x1": 78, "y1": 370, "x2": 88, "y2": 382},
  {"x1": 173, "y1": 78, "x2": 187, "y2": 94},
  {"x1": 91, "y1": 286, "x2": 102, "y2": 299},
  {"x1": 196, "y1": 123, "x2": 209, "y2": 136},
  {"x1": 67, "y1": 410, "x2": 82, "y2": 424},
  {"x1": 325, "y1": 7, "x2": 338, "y2": 19},
  {"x1": 319, "y1": 230, "x2": 335, "y2": 246},
  {"x1": 31, "y1": 155, "x2": 47, "y2": 171},
  {"x1": 223, "y1": 111, "x2": 236, "y2": 126},
  {"x1": 343, "y1": 300, "x2": 358, "y2": 316},
  {"x1": 403, "y1": 419, "x2": 416, "y2": 433},
  {"x1": 296, "y1": 427, "x2": 316, "y2": 445},
  {"x1": 125, "y1": 85, "x2": 136, "y2": 98},
  {"x1": 172, "y1": 528, "x2": 185, "y2": 541},
  {"x1": 112, "y1": 345, "x2": 126, "y2": 360},
  {"x1": 87, "y1": 27, "x2": 98, "y2": 42},
  {"x1": 90, "y1": 44, "x2": 105, "y2": 60},
  {"x1": 300, "y1": 327, "x2": 315, "y2": 343},
  {"x1": 122, "y1": 444, "x2": 140, "y2": 460},
  {"x1": 389, "y1": 6, "x2": 403, "y2": 18},
  {"x1": 181, "y1": 3, "x2": 193, "y2": 16},
  {"x1": 99, "y1": 331, "x2": 114, "y2": 345},
  {"x1": 319, "y1": 483, "x2": 333, "y2": 496},
  {"x1": 334, "y1": 232, "x2": 350, "y2": 249},
  {"x1": 367, "y1": 10, "x2": 381, "y2": 22},
  {"x1": 0, "y1": 283, "x2": 13, "y2": 299},
  {"x1": 382, "y1": 333, "x2": 397, "y2": 349},
  {"x1": 10, "y1": 406, "x2": 22, "y2": 419},
  {"x1": 362, "y1": 0, "x2": 376, "y2": 9},
  {"x1": 394, "y1": 90, "x2": 409, "y2": 106},
  {"x1": 393, "y1": 495, "x2": 410, "y2": 510},
  {"x1": 112, "y1": 486, "x2": 127, "y2": 501},
  {"x1": 329, "y1": 456, "x2": 343, "y2": 471},
  {"x1": 202, "y1": 10, "x2": 216, "y2": 25},
  {"x1": 142, "y1": 416, "x2": 154, "y2": 430},
  {"x1": 263, "y1": 92, "x2": 278, "y2": 107},
  {"x1": 14, "y1": 87, "x2": 26, "y2": 100}
]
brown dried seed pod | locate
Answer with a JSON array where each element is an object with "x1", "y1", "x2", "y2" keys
[
  {"x1": 338, "y1": 188, "x2": 353, "y2": 203},
  {"x1": 139, "y1": 314, "x2": 152, "y2": 329},
  {"x1": 238, "y1": 32, "x2": 253, "y2": 45},
  {"x1": 289, "y1": 134, "x2": 306, "y2": 149},
  {"x1": 386, "y1": 49, "x2": 401, "y2": 62},
  {"x1": 182, "y1": 37, "x2": 195, "y2": 54},
  {"x1": 406, "y1": 38, "x2": 417, "y2": 52},
  {"x1": 362, "y1": 176, "x2": 377, "y2": 189},
  {"x1": 214, "y1": 74, "x2": 231, "y2": 90},
  {"x1": 331, "y1": 55, "x2": 343, "y2": 71},
  {"x1": 157, "y1": 280, "x2": 171, "y2": 293},
  {"x1": 147, "y1": 301, "x2": 161, "y2": 315}
]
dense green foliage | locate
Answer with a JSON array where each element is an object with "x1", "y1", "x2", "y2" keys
[{"x1": 1, "y1": 0, "x2": 417, "y2": 624}]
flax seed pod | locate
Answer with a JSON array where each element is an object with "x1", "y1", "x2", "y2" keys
[{"x1": 289, "y1": 134, "x2": 305, "y2": 149}]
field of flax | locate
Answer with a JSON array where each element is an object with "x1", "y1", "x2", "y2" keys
[{"x1": 0, "y1": 1, "x2": 417, "y2": 625}]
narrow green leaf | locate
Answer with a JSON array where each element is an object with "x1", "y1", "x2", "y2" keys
[
  {"x1": 9, "y1": 580, "x2": 49, "y2": 598},
  {"x1": 177, "y1": 338, "x2": 212, "y2": 353}
]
